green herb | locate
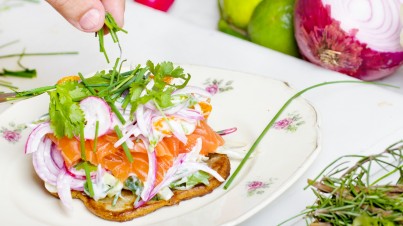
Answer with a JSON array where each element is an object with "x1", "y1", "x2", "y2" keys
[
  {"x1": 0, "y1": 68, "x2": 36, "y2": 78},
  {"x1": 224, "y1": 81, "x2": 397, "y2": 190},
  {"x1": 74, "y1": 161, "x2": 98, "y2": 172},
  {"x1": 97, "y1": 12, "x2": 128, "y2": 63},
  {"x1": 0, "y1": 79, "x2": 18, "y2": 89},
  {"x1": 48, "y1": 81, "x2": 87, "y2": 138},
  {"x1": 170, "y1": 171, "x2": 210, "y2": 190},
  {"x1": 93, "y1": 121, "x2": 99, "y2": 153},
  {"x1": 280, "y1": 141, "x2": 403, "y2": 226},
  {"x1": 114, "y1": 125, "x2": 133, "y2": 162},
  {"x1": 0, "y1": 51, "x2": 78, "y2": 59},
  {"x1": 79, "y1": 124, "x2": 95, "y2": 198}
]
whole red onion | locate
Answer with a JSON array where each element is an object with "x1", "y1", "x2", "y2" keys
[{"x1": 294, "y1": 0, "x2": 403, "y2": 80}]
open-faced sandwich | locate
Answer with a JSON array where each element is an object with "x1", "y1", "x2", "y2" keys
[{"x1": 24, "y1": 61, "x2": 231, "y2": 221}]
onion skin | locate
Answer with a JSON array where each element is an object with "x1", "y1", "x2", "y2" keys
[{"x1": 294, "y1": 0, "x2": 403, "y2": 80}]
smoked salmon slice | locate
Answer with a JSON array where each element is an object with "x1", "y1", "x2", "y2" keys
[{"x1": 48, "y1": 121, "x2": 224, "y2": 183}]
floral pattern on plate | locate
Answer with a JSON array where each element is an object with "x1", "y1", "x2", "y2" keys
[
  {"x1": 1, "y1": 122, "x2": 26, "y2": 143},
  {"x1": 273, "y1": 112, "x2": 305, "y2": 132},
  {"x1": 246, "y1": 178, "x2": 276, "y2": 197},
  {"x1": 204, "y1": 78, "x2": 233, "y2": 95}
]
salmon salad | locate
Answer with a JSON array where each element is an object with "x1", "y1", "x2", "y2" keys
[{"x1": 24, "y1": 61, "x2": 231, "y2": 210}]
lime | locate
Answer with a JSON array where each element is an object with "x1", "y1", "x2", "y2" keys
[
  {"x1": 247, "y1": 0, "x2": 300, "y2": 57},
  {"x1": 220, "y1": 0, "x2": 263, "y2": 29},
  {"x1": 218, "y1": 18, "x2": 248, "y2": 40}
]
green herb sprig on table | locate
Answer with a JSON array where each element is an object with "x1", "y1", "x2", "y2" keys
[{"x1": 279, "y1": 141, "x2": 403, "y2": 226}]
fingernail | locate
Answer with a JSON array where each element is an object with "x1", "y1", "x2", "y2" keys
[{"x1": 79, "y1": 9, "x2": 100, "y2": 31}]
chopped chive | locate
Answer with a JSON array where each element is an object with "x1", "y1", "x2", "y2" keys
[
  {"x1": 97, "y1": 28, "x2": 109, "y2": 64},
  {"x1": 97, "y1": 13, "x2": 127, "y2": 63},
  {"x1": 106, "y1": 97, "x2": 126, "y2": 124},
  {"x1": 109, "y1": 58, "x2": 120, "y2": 86},
  {"x1": 0, "y1": 68, "x2": 37, "y2": 78},
  {"x1": 0, "y1": 51, "x2": 78, "y2": 59},
  {"x1": 114, "y1": 125, "x2": 133, "y2": 163},
  {"x1": 92, "y1": 121, "x2": 99, "y2": 153},
  {"x1": 79, "y1": 124, "x2": 95, "y2": 197},
  {"x1": 78, "y1": 72, "x2": 96, "y2": 95}
]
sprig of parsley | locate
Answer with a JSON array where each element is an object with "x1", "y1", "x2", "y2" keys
[{"x1": 48, "y1": 81, "x2": 90, "y2": 138}]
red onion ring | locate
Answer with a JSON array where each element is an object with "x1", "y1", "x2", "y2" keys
[
  {"x1": 25, "y1": 122, "x2": 52, "y2": 154},
  {"x1": 32, "y1": 138, "x2": 58, "y2": 185}
]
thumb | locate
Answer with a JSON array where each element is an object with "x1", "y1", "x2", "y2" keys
[{"x1": 46, "y1": 0, "x2": 105, "y2": 32}]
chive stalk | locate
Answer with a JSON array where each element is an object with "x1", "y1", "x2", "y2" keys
[
  {"x1": 224, "y1": 80, "x2": 397, "y2": 189},
  {"x1": 79, "y1": 124, "x2": 95, "y2": 197},
  {"x1": 92, "y1": 121, "x2": 99, "y2": 153},
  {"x1": 114, "y1": 125, "x2": 133, "y2": 163}
]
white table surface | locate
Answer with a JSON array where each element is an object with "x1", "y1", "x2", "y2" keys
[{"x1": 1, "y1": 1, "x2": 403, "y2": 226}]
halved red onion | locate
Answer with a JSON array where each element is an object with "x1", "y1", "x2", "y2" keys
[
  {"x1": 25, "y1": 122, "x2": 52, "y2": 154},
  {"x1": 80, "y1": 96, "x2": 112, "y2": 140},
  {"x1": 294, "y1": 0, "x2": 403, "y2": 80}
]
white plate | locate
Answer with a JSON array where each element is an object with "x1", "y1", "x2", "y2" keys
[{"x1": 0, "y1": 65, "x2": 320, "y2": 226}]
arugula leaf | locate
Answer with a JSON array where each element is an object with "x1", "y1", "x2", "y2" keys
[{"x1": 49, "y1": 81, "x2": 86, "y2": 138}]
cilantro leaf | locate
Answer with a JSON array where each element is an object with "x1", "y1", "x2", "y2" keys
[{"x1": 49, "y1": 81, "x2": 86, "y2": 138}]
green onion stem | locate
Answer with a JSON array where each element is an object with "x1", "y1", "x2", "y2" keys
[
  {"x1": 92, "y1": 121, "x2": 99, "y2": 153},
  {"x1": 109, "y1": 58, "x2": 120, "y2": 86},
  {"x1": 114, "y1": 125, "x2": 133, "y2": 163},
  {"x1": 106, "y1": 97, "x2": 126, "y2": 124},
  {"x1": 78, "y1": 72, "x2": 96, "y2": 95},
  {"x1": 79, "y1": 124, "x2": 95, "y2": 197},
  {"x1": 0, "y1": 40, "x2": 19, "y2": 49},
  {"x1": 224, "y1": 80, "x2": 396, "y2": 190},
  {"x1": 0, "y1": 51, "x2": 78, "y2": 59},
  {"x1": 15, "y1": 85, "x2": 56, "y2": 97}
]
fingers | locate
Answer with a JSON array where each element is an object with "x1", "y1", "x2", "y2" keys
[
  {"x1": 102, "y1": 0, "x2": 126, "y2": 28},
  {"x1": 46, "y1": 0, "x2": 106, "y2": 32}
]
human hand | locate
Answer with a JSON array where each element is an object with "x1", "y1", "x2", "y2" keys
[{"x1": 46, "y1": 0, "x2": 125, "y2": 32}]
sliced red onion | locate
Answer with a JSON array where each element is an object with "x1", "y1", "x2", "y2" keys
[
  {"x1": 50, "y1": 143, "x2": 64, "y2": 169},
  {"x1": 150, "y1": 138, "x2": 224, "y2": 198},
  {"x1": 172, "y1": 109, "x2": 204, "y2": 121},
  {"x1": 168, "y1": 119, "x2": 188, "y2": 144},
  {"x1": 25, "y1": 122, "x2": 52, "y2": 154},
  {"x1": 172, "y1": 86, "x2": 212, "y2": 98},
  {"x1": 56, "y1": 169, "x2": 74, "y2": 210},
  {"x1": 294, "y1": 0, "x2": 403, "y2": 80},
  {"x1": 136, "y1": 139, "x2": 157, "y2": 207},
  {"x1": 136, "y1": 104, "x2": 151, "y2": 137},
  {"x1": 114, "y1": 124, "x2": 136, "y2": 148},
  {"x1": 32, "y1": 138, "x2": 58, "y2": 185},
  {"x1": 216, "y1": 127, "x2": 237, "y2": 136},
  {"x1": 80, "y1": 96, "x2": 112, "y2": 140},
  {"x1": 161, "y1": 100, "x2": 188, "y2": 115}
]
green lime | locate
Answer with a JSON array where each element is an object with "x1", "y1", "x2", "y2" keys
[
  {"x1": 247, "y1": 0, "x2": 300, "y2": 57},
  {"x1": 218, "y1": 18, "x2": 248, "y2": 40},
  {"x1": 220, "y1": 0, "x2": 263, "y2": 29}
]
